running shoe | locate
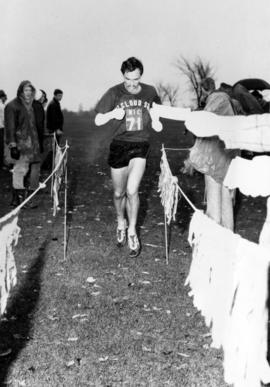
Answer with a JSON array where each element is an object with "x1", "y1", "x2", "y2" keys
[
  {"x1": 116, "y1": 221, "x2": 127, "y2": 247},
  {"x1": 128, "y1": 233, "x2": 141, "y2": 258}
]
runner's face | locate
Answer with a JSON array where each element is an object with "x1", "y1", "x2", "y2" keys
[{"x1": 123, "y1": 69, "x2": 141, "y2": 94}]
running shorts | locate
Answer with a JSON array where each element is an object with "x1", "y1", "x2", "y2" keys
[{"x1": 108, "y1": 140, "x2": 150, "y2": 169}]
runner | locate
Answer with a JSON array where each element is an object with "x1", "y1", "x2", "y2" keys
[{"x1": 94, "y1": 57, "x2": 161, "y2": 257}]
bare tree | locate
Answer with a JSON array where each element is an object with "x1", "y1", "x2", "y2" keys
[
  {"x1": 174, "y1": 56, "x2": 215, "y2": 108},
  {"x1": 78, "y1": 103, "x2": 84, "y2": 112},
  {"x1": 155, "y1": 81, "x2": 179, "y2": 106}
]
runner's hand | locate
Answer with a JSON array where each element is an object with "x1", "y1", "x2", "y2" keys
[
  {"x1": 150, "y1": 109, "x2": 163, "y2": 132},
  {"x1": 112, "y1": 108, "x2": 125, "y2": 120},
  {"x1": 95, "y1": 108, "x2": 125, "y2": 126}
]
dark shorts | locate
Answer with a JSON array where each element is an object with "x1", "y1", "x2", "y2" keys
[{"x1": 108, "y1": 140, "x2": 150, "y2": 169}]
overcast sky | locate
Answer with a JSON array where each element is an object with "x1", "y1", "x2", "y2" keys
[{"x1": 2, "y1": 0, "x2": 270, "y2": 111}]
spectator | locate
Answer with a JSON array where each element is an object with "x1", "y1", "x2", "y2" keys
[
  {"x1": 0, "y1": 90, "x2": 7, "y2": 169},
  {"x1": 46, "y1": 89, "x2": 64, "y2": 144},
  {"x1": 36, "y1": 89, "x2": 48, "y2": 108},
  {"x1": 219, "y1": 83, "x2": 245, "y2": 115},
  {"x1": 94, "y1": 57, "x2": 161, "y2": 257},
  {"x1": 33, "y1": 89, "x2": 53, "y2": 172},
  {"x1": 5, "y1": 80, "x2": 42, "y2": 207},
  {"x1": 250, "y1": 90, "x2": 270, "y2": 113},
  {"x1": 232, "y1": 82, "x2": 264, "y2": 115},
  {"x1": 33, "y1": 89, "x2": 47, "y2": 155},
  {"x1": 189, "y1": 77, "x2": 238, "y2": 230}
]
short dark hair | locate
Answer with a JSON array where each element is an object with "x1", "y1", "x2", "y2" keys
[
  {"x1": 54, "y1": 89, "x2": 63, "y2": 96},
  {"x1": 120, "y1": 57, "x2": 144, "y2": 75},
  {"x1": 0, "y1": 90, "x2": 7, "y2": 99},
  {"x1": 201, "y1": 77, "x2": 215, "y2": 92}
]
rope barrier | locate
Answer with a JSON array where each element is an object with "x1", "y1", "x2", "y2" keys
[
  {"x1": 164, "y1": 147, "x2": 191, "y2": 151},
  {"x1": 177, "y1": 184, "x2": 198, "y2": 213},
  {"x1": 0, "y1": 144, "x2": 69, "y2": 223}
]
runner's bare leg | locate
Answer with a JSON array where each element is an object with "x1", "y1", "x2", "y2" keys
[
  {"x1": 126, "y1": 158, "x2": 146, "y2": 235},
  {"x1": 111, "y1": 166, "x2": 129, "y2": 228}
]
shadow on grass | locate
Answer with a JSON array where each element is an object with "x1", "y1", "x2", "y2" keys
[
  {"x1": 265, "y1": 271, "x2": 270, "y2": 387},
  {"x1": 175, "y1": 196, "x2": 195, "y2": 233},
  {"x1": 0, "y1": 240, "x2": 47, "y2": 384},
  {"x1": 64, "y1": 165, "x2": 78, "y2": 254},
  {"x1": 137, "y1": 177, "x2": 154, "y2": 231}
]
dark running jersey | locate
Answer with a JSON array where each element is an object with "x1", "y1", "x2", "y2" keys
[{"x1": 95, "y1": 82, "x2": 161, "y2": 142}]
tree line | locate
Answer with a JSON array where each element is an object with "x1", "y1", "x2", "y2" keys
[{"x1": 156, "y1": 56, "x2": 214, "y2": 108}]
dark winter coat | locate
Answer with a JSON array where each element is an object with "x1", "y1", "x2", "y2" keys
[
  {"x1": 46, "y1": 98, "x2": 64, "y2": 132},
  {"x1": 33, "y1": 100, "x2": 45, "y2": 153},
  {"x1": 5, "y1": 81, "x2": 42, "y2": 161}
]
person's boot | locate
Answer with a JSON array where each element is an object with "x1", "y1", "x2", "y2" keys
[
  {"x1": 10, "y1": 189, "x2": 27, "y2": 207},
  {"x1": 24, "y1": 189, "x2": 38, "y2": 209},
  {"x1": 10, "y1": 189, "x2": 19, "y2": 207}
]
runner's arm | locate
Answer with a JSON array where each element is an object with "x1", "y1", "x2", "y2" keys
[{"x1": 95, "y1": 108, "x2": 125, "y2": 126}]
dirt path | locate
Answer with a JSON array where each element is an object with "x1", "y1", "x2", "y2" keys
[{"x1": 0, "y1": 114, "x2": 267, "y2": 386}]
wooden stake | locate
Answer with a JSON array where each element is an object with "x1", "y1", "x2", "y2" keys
[
  {"x1": 259, "y1": 196, "x2": 270, "y2": 246},
  {"x1": 51, "y1": 135, "x2": 56, "y2": 197},
  {"x1": 164, "y1": 209, "x2": 169, "y2": 265},
  {"x1": 63, "y1": 147, "x2": 68, "y2": 260}
]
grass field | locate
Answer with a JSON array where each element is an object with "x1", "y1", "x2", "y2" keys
[{"x1": 0, "y1": 111, "x2": 267, "y2": 386}]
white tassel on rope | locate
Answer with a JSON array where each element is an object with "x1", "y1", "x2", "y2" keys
[
  {"x1": 158, "y1": 145, "x2": 180, "y2": 264},
  {"x1": 0, "y1": 214, "x2": 20, "y2": 315},
  {"x1": 185, "y1": 110, "x2": 270, "y2": 152},
  {"x1": 186, "y1": 211, "x2": 270, "y2": 387},
  {"x1": 158, "y1": 145, "x2": 179, "y2": 225},
  {"x1": 150, "y1": 106, "x2": 270, "y2": 152},
  {"x1": 224, "y1": 155, "x2": 270, "y2": 197}
]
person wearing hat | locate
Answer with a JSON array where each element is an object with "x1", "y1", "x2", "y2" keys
[
  {"x1": 0, "y1": 90, "x2": 7, "y2": 168},
  {"x1": 5, "y1": 81, "x2": 43, "y2": 207}
]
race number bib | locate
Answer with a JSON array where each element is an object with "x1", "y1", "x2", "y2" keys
[{"x1": 125, "y1": 108, "x2": 143, "y2": 131}]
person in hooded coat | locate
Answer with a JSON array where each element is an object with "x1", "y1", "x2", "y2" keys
[
  {"x1": 189, "y1": 78, "x2": 238, "y2": 231},
  {"x1": 5, "y1": 80, "x2": 43, "y2": 206}
]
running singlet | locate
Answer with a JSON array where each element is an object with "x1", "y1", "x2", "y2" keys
[{"x1": 95, "y1": 82, "x2": 161, "y2": 142}]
